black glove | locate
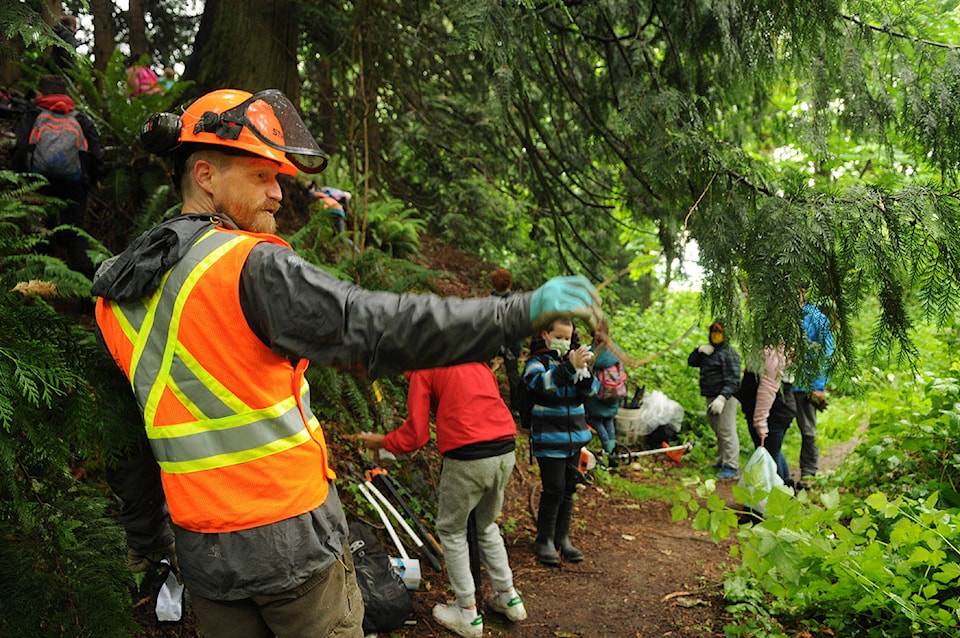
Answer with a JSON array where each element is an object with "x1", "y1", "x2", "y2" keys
[{"x1": 127, "y1": 542, "x2": 181, "y2": 584}]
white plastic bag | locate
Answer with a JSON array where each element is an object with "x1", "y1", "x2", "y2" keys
[
  {"x1": 636, "y1": 390, "x2": 684, "y2": 436},
  {"x1": 155, "y1": 559, "x2": 184, "y2": 622},
  {"x1": 737, "y1": 447, "x2": 785, "y2": 516}
]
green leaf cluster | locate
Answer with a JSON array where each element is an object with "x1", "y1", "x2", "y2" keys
[
  {"x1": 0, "y1": 174, "x2": 147, "y2": 636},
  {"x1": 674, "y1": 308, "x2": 960, "y2": 636}
]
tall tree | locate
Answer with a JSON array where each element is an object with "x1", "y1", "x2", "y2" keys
[
  {"x1": 89, "y1": 0, "x2": 116, "y2": 76},
  {"x1": 296, "y1": 0, "x2": 960, "y2": 370},
  {"x1": 126, "y1": 0, "x2": 148, "y2": 60},
  {"x1": 182, "y1": 0, "x2": 301, "y2": 99}
]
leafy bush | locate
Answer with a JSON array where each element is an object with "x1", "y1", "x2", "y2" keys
[
  {"x1": 0, "y1": 169, "x2": 152, "y2": 636},
  {"x1": 677, "y1": 310, "x2": 960, "y2": 637},
  {"x1": 728, "y1": 490, "x2": 960, "y2": 637}
]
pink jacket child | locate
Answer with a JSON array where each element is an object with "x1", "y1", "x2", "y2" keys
[{"x1": 127, "y1": 64, "x2": 162, "y2": 97}]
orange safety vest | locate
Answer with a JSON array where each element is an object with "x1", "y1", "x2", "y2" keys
[{"x1": 96, "y1": 227, "x2": 335, "y2": 533}]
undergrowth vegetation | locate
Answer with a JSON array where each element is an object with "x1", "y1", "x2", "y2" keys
[{"x1": 669, "y1": 307, "x2": 960, "y2": 637}]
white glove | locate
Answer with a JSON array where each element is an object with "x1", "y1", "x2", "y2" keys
[
  {"x1": 569, "y1": 345, "x2": 593, "y2": 369},
  {"x1": 708, "y1": 395, "x2": 726, "y2": 415},
  {"x1": 698, "y1": 344, "x2": 715, "y2": 356},
  {"x1": 573, "y1": 366, "x2": 591, "y2": 383}
]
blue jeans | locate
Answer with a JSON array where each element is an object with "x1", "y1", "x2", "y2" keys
[
  {"x1": 747, "y1": 414, "x2": 793, "y2": 487},
  {"x1": 589, "y1": 415, "x2": 617, "y2": 453}
]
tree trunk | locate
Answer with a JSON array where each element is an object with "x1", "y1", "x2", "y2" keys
[
  {"x1": 127, "y1": 0, "x2": 148, "y2": 61},
  {"x1": 90, "y1": 0, "x2": 117, "y2": 77},
  {"x1": 182, "y1": 0, "x2": 301, "y2": 102}
]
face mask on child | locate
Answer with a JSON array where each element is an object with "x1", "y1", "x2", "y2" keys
[{"x1": 549, "y1": 338, "x2": 572, "y2": 356}]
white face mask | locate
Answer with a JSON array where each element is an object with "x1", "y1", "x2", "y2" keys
[{"x1": 549, "y1": 338, "x2": 572, "y2": 356}]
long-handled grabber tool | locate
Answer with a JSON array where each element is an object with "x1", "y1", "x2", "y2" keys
[
  {"x1": 363, "y1": 475, "x2": 443, "y2": 573},
  {"x1": 467, "y1": 510, "x2": 482, "y2": 611},
  {"x1": 356, "y1": 481, "x2": 422, "y2": 590},
  {"x1": 366, "y1": 465, "x2": 444, "y2": 567}
]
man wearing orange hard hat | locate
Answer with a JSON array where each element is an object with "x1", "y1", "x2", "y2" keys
[{"x1": 93, "y1": 88, "x2": 603, "y2": 637}]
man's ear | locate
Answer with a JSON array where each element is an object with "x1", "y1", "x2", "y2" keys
[{"x1": 193, "y1": 158, "x2": 216, "y2": 195}]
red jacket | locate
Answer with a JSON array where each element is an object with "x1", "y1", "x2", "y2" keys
[{"x1": 384, "y1": 362, "x2": 516, "y2": 456}]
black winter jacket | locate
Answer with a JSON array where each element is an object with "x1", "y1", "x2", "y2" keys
[{"x1": 687, "y1": 343, "x2": 741, "y2": 399}]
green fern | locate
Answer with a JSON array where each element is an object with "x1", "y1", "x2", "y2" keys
[
  {"x1": 363, "y1": 198, "x2": 426, "y2": 257},
  {"x1": 0, "y1": 173, "x2": 141, "y2": 636}
]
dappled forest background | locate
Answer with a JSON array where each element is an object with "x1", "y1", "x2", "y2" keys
[{"x1": 2, "y1": 1, "x2": 960, "y2": 636}]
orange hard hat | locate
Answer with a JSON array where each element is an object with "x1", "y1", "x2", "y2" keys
[{"x1": 177, "y1": 89, "x2": 327, "y2": 175}]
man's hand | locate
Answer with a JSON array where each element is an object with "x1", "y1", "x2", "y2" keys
[
  {"x1": 708, "y1": 395, "x2": 726, "y2": 415},
  {"x1": 127, "y1": 542, "x2": 181, "y2": 584},
  {"x1": 810, "y1": 390, "x2": 829, "y2": 411},
  {"x1": 698, "y1": 344, "x2": 715, "y2": 356},
  {"x1": 530, "y1": 276, "x2": 602, "y2": 330},
  {"x1": 354, "y1": 432, "x2": 386, "y2": 450}
]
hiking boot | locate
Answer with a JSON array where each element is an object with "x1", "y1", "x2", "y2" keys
[
  {"x1": 432, "y1": 601, "x2": 483, "y2": 638},
  {"x1": 716, "y1": 466, "x2": 739, "y2": 480},
  {"x1": 486, "y1": 592, "x2": 527, "y2": 622}
]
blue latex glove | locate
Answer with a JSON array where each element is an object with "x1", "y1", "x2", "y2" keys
[{"x1": 530, "y1": 275, "x2": 602, "y2": 330}]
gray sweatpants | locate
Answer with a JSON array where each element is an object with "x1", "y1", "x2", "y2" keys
[
  {"x1": 706, "y1": 395, "x2": 740, "y2": 470},
  {"x1": 435, "y1": 452, "x2": 516, "y2": 609},
  {"x1": 794, "y1": 392, "x2": 820, "y2": 477}
]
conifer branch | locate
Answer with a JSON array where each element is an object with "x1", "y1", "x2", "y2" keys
[{"x1": 842, "y1": 13, "x2": 960, "y2": 50}]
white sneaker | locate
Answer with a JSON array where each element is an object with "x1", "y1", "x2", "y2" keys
[
  {"x1": 432, "y1": 601, "x2": 483, "y2": 638},
  {"x1": 487, "y1": 592, "x2": 527, "y2": 622}
]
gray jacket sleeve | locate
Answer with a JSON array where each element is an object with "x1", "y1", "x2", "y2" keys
[{"x1": 240, "y1": 243, "x2": 533, "y2": 379}]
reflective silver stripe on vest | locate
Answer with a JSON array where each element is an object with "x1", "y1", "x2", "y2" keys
[
  {"x1": 148, "y1": 401, "x2": 307, "y2": 464},
  {"x1": 127, "y1": 229, "x2": 239, "y2": 412},
  {"x1": 118, "y1": 229, "x2": 312, "y2": 472}
]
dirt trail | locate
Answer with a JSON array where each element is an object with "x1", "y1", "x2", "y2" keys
[
  {"x1": 392, "y1": 417, "x2": 866, "y2": 638},
  {"x1": 393, "y1": 456, "x2": 737, "y2": 638}
]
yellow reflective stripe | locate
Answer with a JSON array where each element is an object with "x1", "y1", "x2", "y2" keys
[
  {"x1": 142, "y1": 233, "x2": 247, "y2": 424},
  {"x1": 108, "y1": 299, "x2": 142, "y2": 347},
  {"x1": 107, "y1": 299, "x2": 142, "y2": 389},
  {"x1": 158, "y1": 428, "x2": 312, "y2": 474},
  {"x1": 297, "y1": 378, "x2": 321, "y2": 433},
  {"x1": 175, "y1": 344, "x2": 248, "y2": 414},
  {"x1": 148, "y1": 394, "x2": 300, "y2": 441}
]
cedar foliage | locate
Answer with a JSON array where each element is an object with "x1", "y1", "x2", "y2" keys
[
  {"x1": 297, "y1": 0, "x2": 960, "y2": 375},
  {"x1": 0, "y1": 191, "x2": 138, "y2": 634}
]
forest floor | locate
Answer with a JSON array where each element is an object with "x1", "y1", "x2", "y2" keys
[{"x1": 126, "y1": 237, "x2": 856, "y2": 638}]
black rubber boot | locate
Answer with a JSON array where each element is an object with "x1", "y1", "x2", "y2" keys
[
  {"x1": 534, "y1": 498, "x2": 561, "y2": 566},
  {"x1": 554, "y1": 497, "x2": 584, "y2": 562}
]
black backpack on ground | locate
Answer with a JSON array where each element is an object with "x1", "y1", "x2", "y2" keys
[{"x1": 348, "y1": 521, "x2": 412, "y2": 634}]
